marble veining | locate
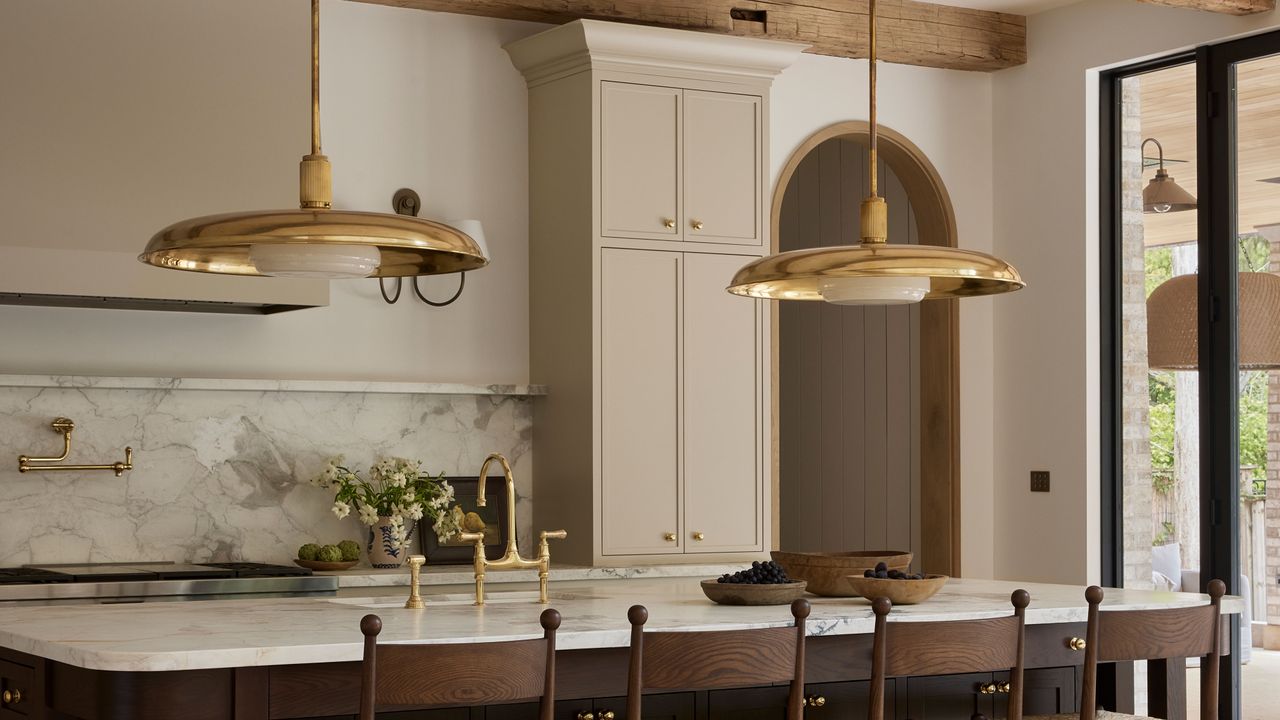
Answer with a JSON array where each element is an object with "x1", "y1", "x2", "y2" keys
[
  {"x1": 0, "y1": 380, "x2": 535, "y2": 565},
  {"x1": 0, "y1": 374, "x2": 547, "y2": 396},
  {"x1": 0, "y1": 577, "x2": 1244, "y2": 672}
]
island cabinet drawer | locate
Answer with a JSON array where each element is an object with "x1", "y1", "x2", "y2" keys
[{"x1": 0, "y1": 659, "x2": 34, "y2": 719}]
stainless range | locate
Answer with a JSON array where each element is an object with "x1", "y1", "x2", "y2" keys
[{"x1": 0, "y1": 562, "x2": 338, "y2": 605}]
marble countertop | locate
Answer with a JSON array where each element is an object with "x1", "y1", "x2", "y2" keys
[
  {"x1": 0, "y1": 374, "x2": 547, "y2": 396},
  {"x1": 326, "y1": 562, "x2": 745, "y2": 588},
  {"x1": 0, "y1": 577, "x2": 1243, "y2": 673}
]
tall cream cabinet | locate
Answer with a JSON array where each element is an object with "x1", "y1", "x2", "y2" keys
[{"x1": 507, "y1": 21, "x2": 804, "y2": 564}]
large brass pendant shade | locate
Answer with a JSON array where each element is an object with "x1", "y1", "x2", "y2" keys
[
  {"x1": 1147, "y1": 272, "x2": 1280, "y2": 370},
  {"x1": 139, "y1": 0, "x2": 487, "y2": 279},
  {"x1": 727, "y1": 0, "x2": 1023, "y2": 304}
]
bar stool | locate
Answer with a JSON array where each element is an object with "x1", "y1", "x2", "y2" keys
[
  {"x1": 626, "y1": 598, "x2": 811, "y2": 720},
  {"x1": 869, "y1": 589, "x2": 1032, "y2": 720},
  {"x1": 358, "y1": 608, "x2": 561, "y2": 720},
  {"x1": 1025, "y1": 580, "x2": 1226, "y2": 720}
]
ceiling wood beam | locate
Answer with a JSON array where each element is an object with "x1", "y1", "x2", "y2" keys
[
  {"x1": 351, "y1": 0, "x2": 1027, "y2": 72},
  {"x1": 1136, "y1": 0, "x2": 1275, "y2": 14}
]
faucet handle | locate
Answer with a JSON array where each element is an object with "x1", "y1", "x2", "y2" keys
[
  {"x1": 458, "y1": 531, "x2": 485, "y2": 545},
  {"x1": 540, "y1": 530, "x2": 568, "y2": 542}
]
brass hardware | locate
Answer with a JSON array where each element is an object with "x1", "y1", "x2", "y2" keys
[
  {"x1": 576, "y1": 712, "x2": 594, "y2": 720},
  {"x1": 404, "y1": 555, "x2": 426, "y2": 609},
  {"x1": 18, "y1": 418, "x2": 133, "y2": 476},
  {"x1": 460, "y1": 453, "x2": 567, "y2": 605},
  {"x1": 806, "y1": 695, "x2": 827, "y2": 707},
  {"x1": 996, "y1": 681, "x2": 1011, "y2": 694},
  {"x1": 139, "y1": 0, "x2": 488, "y2": 279},
  {"x1": 663, "y1": 218, "x2": 676, "y2": 229},
  {"x1": 725, "y1": 0, "x2": 1025, "y2": 303},
  {"x1": 600, "y1": 711, "x2": 616, "y2": 720},
  {"x1": 691, "y1": 219, "x2": 704, "y2": 230},
  {"x1": 978, "y1": 682, "x2": 998, "y2": 695},
  {"x1": 692, "y1": 531, "x2": 705, "y2": 541},
  {"x1": 663, "y1": 532, "x2": 677, "y2": 542},
  {"x1": 1068, "y1": 637, "x2": 1087, "y2": 651},
  {"x1": 3, "y1": 689, "x2": 21, "y2": 704}
]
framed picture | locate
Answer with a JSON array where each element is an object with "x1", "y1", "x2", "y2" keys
[{"x1": 420, "y1": 476, "x2": 510, "y2": 564}]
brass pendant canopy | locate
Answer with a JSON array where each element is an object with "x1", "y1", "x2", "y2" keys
[
  {"x1": 1147, "y1": 272, "x2": 1280, "y2": 370},
  {"x1": 726, "y1": 0, "x2": 1023, "y2": 303},
  {"x1": 139, "y1": 0, "x2": 487, "y2": 278},
  {"x1": 1140, "y1": 138, "x2": 1196, "y2": 214}
]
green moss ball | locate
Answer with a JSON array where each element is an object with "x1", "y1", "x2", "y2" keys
[
  {"x1": 317, "y1": 544, "x2": 343, "y2": 563},
  {"x1": 337, "y1": 539, "x2": 361, "y2": 562},
  {"x1": 298, "y1": 543, "x2": 321, "y2": 561}
]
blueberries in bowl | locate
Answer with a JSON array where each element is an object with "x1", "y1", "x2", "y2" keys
[
  {"x1": 862, "y1": 561, "x2": 926, "y2": 580},
  {"x1": 717, "y1": 560, "x2": 793, "y2": 584}
]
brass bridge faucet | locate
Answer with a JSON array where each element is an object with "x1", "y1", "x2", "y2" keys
[{"x1": 457, "y1": 453, "x2": 566, "y2": 605}]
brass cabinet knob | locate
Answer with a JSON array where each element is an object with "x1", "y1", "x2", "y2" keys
[
  {"x1": 2, "y1": 689, "x2": 21, "y2": 704},
  {"x1": 692, "y1": 531, "x2": 705, "y2": 541},
  {"x1": 996, "y1": 681, "x2": 1011, "y2": 694},
  {"x1": 691, "y1": 219, "x2": 704, "y2": 230},
  {"x1": 600, "y1": 712, "x2": 616, "y2": 720},
  {"x1": 663, "y1": 218, "x2": 676, "y2": 229},
  {"x1": 576, "y1": 712, "x2": 594, "y2": 720},
  {"x1": 1068, "y1": 637, "x2": 1087, "y2": 651},
  {"x1": 663, "y1": 532, "x2": 676, "y2": 541},
  {"x1": 978, "y1": 682, "x2": 998, "y2": 695},
  {"x1": 805, "y1": 695, "x2": 827, "y2": 707}
]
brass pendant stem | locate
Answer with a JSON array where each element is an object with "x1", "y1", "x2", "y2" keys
[
  {"x1": 860, "y1": 0, "x2": 885, "y2": 245},
  {"x1": 299, "y1": 0, "x2": 332, "y2": 210},
  {"x1": 868, "y1": 0, "x2": 878, "y2": 201},
  {"x1": 311, "y1": 0, "x2": 321, "y2": 157}
]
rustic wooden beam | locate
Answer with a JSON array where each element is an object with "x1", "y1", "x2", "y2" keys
[
  {"x1": 351, "y1": 0, "x2": 1027, "y2": 72},
  {"x1": 1136, "y1": 0, "x2": 1274, "y2": 14}
]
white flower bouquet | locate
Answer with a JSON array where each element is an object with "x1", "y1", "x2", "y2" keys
[{"x1": 311, "y1": 456, "x2": 461, "y2": 550}]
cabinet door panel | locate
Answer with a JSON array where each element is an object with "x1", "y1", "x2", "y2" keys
[
  {"x1": 684, "y1": 90, "x2": 761, "y2": 245},
  {"x1": 601, "y1": 82, "x2": 681, "y2": 241},
  {"x1": 899, "y1": 673, "x2": 994, "y2": 720},
  {"x1": 593, "y1": 692, "x2": 694, "y2": 720},
  {"x1": 601, "y1": 249, "x2": 682, "y2": 555},
  {"x1": 707, "y1": 686, "x2": 790, "y2": 720},
  {"x1": 683, "y1": 253, "x2": 761, "y2": 552}
]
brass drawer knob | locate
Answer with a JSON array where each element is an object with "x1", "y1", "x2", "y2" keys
[
  {"x1": 2, "y1": 689, "x2": 21, "y2": 704},
  {"x1": 663, "y1": 532, "x2": 676, "y2": 541},
  {"x1": 978, "y1": 682, "x2": 998, "y2": 695},
  {"x1": 576, "y1": 712, "x2": 594, "y2": 720},
  {"x1": 692, "y1": 531, "x2": 705, "y2": 541},
  {"x1": 1068, "y1": 637, "x2": 1087, "y2": 651},
  {"x1": 600, "y1": 712, "x2": 616, "y2": 720},
  {"x1": 691, "y1": 219, "x2": 704, "y2": 230},
  {"x1": 997, "y1": 681, "x2": 1011, "y2": 694},
  {"x1": 805, "y1": 694, "x2": 827, "y2": 707},
  {"x1": 663, "y1": 218, "x2": 676, "y2": 229}
]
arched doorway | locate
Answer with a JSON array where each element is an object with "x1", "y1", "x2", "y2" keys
[{"x1": 772, "y1": 122, "x2": 961, "y2": 575}]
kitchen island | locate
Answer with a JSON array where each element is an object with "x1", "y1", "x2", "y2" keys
[{"x1": 0, "y1": 577, "x2": 1242, "y2": 720}]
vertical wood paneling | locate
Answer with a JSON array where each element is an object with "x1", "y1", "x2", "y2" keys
[
  {"x1": 909, "y1": 207, "x2": 923, "y2": 573},
  {"x1": 778, "y1": 138, "x2": 920, "y2": 556}
]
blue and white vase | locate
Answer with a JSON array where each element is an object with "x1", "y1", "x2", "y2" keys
[{"x1": 367, "y1": 516, "x2": 416, "y2": 569}]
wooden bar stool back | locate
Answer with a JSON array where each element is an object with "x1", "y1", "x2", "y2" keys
[
  {"x1": 1027, "y1": 580, "x2": 1226, "y2": 720},
  {"x1": 869, "y1": 589, "x2": 1032, "y2": 720},
  {"x1": 358, "y1": 608, "x2": 561, "y2": 720},
  {"x1": 625, "y1": 598, "x2": 811, "y2": 720}
]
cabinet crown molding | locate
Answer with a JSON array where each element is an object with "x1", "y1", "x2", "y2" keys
[{"x1": 505, "y1": 19, "x2": 807, "y2": 87}]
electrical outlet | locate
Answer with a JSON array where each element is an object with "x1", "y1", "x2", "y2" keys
[{"x1": 1030, "y1": 471, "x2": 1051, "y2": 493}]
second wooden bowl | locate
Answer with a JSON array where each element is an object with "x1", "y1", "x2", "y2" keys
[
  {"x1": 770, "y1": 550, "x2": 912, "y2": 597},
  {"x1": 844, "y1": 574, "x2": 948, "y2": 605},
  {"x1": 700, "y1": 579, "x2": 808, "y2": 606}
]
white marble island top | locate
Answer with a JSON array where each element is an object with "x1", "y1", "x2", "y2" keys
[{"x1": 0, "y1": 577, "x2": 1242, "y2": 673}]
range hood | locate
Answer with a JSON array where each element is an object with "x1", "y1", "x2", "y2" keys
[{"x1": 0, "y1": 245, "x2": 328, "y2": 314}]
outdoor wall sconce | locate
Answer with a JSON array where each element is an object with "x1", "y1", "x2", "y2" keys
[
  {"x1": 378, "y1": 188, "x2": 484, "y2": 307},
  {"x1": 17, "y1": 418, "x2": 133, "y2": 476},
  {"x1": 1142, "y1": 137, "x2": 1197, "y2": 214}
]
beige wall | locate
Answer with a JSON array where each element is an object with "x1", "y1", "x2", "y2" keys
[
  {"x1": 991, "y1": 1, "x2": 1280, "y2": 585},
  {"x1": 0, "y1": 0, "x2": 544, "y2": 384},
  {"x1": 771, "y1": 54, "x2": 998, "y2": 578}
]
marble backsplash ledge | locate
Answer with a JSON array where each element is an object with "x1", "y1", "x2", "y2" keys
[{"x1": 0, "y1": 377, "x2": 535, "y2": 566}]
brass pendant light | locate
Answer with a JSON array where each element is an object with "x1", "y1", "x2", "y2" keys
[
  {"x1": 139, "y1": 0, "x2": 488, "y2": 279},
  {"x1": 1141, "y1": 138, "x2": 1196, "y2": 214},
  {"x1": 727, "y1": 0, "x2": 1023, "y2": 304}
]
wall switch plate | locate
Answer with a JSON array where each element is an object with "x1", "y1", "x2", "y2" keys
[{"x1": 1030, "y1": 471, "x2": 1051, "y2": 493}]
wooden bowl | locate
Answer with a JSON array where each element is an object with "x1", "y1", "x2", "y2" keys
[
  {"x1": 770, "y1": 550, "x2": 912, "y2": 597},
  {"x1": 844, "y1": 574, "x2": 948, "y2": 605},
  {"x1": 294, "y1": 559, "x2": 358, "y2": 571},
  {"x1": 700, "y1": 579, "x2": 808, "y2": 606}
]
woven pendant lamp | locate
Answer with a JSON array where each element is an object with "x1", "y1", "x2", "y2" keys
[{"x1": 1147, "y1": 272, "x2": 1280, "y2": 370}]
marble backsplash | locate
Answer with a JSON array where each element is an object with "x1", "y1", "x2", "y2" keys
[{"x1": 0, "y1": 376, "x2": 538, "y2": 566}]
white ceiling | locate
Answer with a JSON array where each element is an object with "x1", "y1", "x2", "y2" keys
[{"x1": 914, "y1": 0, "x2": 1081, "y2": 14}]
